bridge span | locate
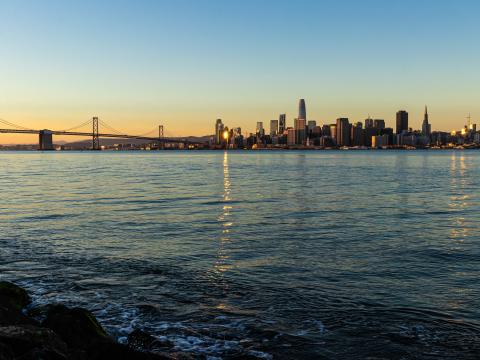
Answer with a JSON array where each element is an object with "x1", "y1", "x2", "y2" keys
[{"x1": 0, "y1": 117, "x2": 201, "y2": 150}]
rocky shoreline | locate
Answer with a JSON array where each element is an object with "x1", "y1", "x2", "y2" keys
[{"x1": 0, "y1": 281, "x2": 193, "y2": 360}]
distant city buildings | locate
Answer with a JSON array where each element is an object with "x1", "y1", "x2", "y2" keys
[
  {"x1": 374, "y1": 119, "x2": 385, "y2": 129},
  {"x1": 294, "y1": 99, "x2": 307, "y2": 145},
  {"x1": 422, "y1": 106, "x2": 431, "y2": 137},
  {"x1": 210, "y1": 100, "x2": 479, "y2": 150},
  {"x1": 336, "y1": 118, "x2": 350, "y2": 147},
  {"x1": 270, "y1": 120, "x2": 278, "y2": 137},
  {"x1": 365, "y1": 117, "x2": 374, "y2": 129},
  {"x1": 215, "y1": 119, "x2": 224, "y2": 145},
  {"x1": 256, "y1": 122, "x2": 264, "y2": 136},
  {"x1": 396, "y1": 110, "x2": 409, "y2": 134},
  {"x1": 279, "y1": 114, "x2": 286, "y2": 134}
]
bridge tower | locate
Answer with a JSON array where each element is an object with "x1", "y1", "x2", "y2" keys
[
  {"x1": 39, "y1": 130, "x2": 54, "y2": 151},
  {"x1": 92, "y1": 117, "x2": 100, "y2": 150},
  {"x1": 159, "y1": 125, "x2": 164, "y2": 150}
]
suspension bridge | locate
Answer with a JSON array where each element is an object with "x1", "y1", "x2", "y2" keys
[{"x1": 0, "y1": 117, "x2": 201, "y2": 150}]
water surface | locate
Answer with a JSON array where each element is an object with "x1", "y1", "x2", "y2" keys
[{"x1": 0, "y1": 150, "x2": 479, "y2": 359}]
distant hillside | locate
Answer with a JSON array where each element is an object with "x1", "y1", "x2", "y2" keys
[{"x1": 64, "y1": 135, "x2": 212, "y2": 148}]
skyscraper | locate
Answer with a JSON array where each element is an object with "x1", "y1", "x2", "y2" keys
[
  {"x1": 215, "y1": 119, "x2": 224, "y2": 145},
  {"x1": 298, "y1": 99, "x2": 306, "y2": 121},
  {"x1": 256, "y1": 122, "x2": 264, "y2": 136},
  {"x1": 422, "y1": 106, "x2": 431, "y2": 137},
  {"x1": 336, "y1": 118, "x2": 350, "y2": 146},
  {"x1": 365, "y1": 117, "x2": 374, "y2": 128},
  {"x1": 294, "y1": 118, "x2": 306, "y2": 144},
  {"x1": 270, "y1": 120, "x2": 279, "y2": 137},
  {"x1": 374, "y1": 119, "x2": 385, "y2": 129},
  {"x1": 396, "y1": 110, "x2": 409, "y2": 134},
  {"x1": 279, "y1": 114, "x2": 286, "y2": 134},
  {"x1": 295, "y1": 99, "x2": 307, "y2": 144},
  {"x1": 351, "y1": 122, "x2": 364, "y2": 146}
]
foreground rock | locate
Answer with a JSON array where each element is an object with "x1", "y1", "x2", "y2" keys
[{"x1": 0, "y1": 281, "x2": 184, "y2": 360}]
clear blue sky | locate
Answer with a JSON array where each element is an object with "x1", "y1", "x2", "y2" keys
[{"x1": 0, "y1": 0, "x2": 479, "y2": 142}]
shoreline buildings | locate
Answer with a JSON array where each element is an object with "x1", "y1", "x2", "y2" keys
[
  {"x1": 212, "y1": 99, "x2": 479, "y2": 150},
  {"x1": 294, "y1": 99, "x2": 307, "y2": 145}
]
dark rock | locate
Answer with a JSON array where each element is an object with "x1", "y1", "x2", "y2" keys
[
  {"x1": 0, "y1": 283, "x2": 184, "y2": 360},
  {"x1": 0, "y1": 281, "x2": 31, "y2": 311},
  {"x1": 42, "y1": 304, "x2": 108, "y2": 348},
  {"x1": 0, "y1": 325, "x2": 68, "y2": 359},
  {"x1": 27, "y1": 304, "x2": 62, "y2": 322},
  {"x1": 128, "y1": 329, "x2": 157, "y2": 350},
  {"x1": 0, "y1": 282, "x2": 37, "y2": 326},
  {"x1": 0, "y1": 343, "x2": 13, "y2": 360},
  {"x1": 0, "y1": 305, "x2": 38, "y2": 327}
]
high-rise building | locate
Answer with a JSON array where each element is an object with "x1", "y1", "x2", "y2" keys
[
  {"x1": 422, "y1": 106, "x2": 431, "y2": 137},
  {"x1": 330, "y1": 124, "x2": 337, "y2": 143},
  {"x1": 312, "y1": 126, "x2": 322, "y2": 138},
  {"x1": 294, "y1": 99, "x2": 307, "y2": 145},
  {"x1": 279, "y1": 114, "x2": 286, "y2": 134},
  {"x1": 321, "y1": 125, "x2": 331, "y2": 137},
  {"x1": 365, "y1": 117, "x2": 374, "y2": 128},
  {"x1": 298, "y1": 99, "x2": 306, "y2": 121},
  {"x1": 307, "y1": 120, "x2": 316, "y2": 138},
  {"x1": 287, "y1": 128, "x2": 296, "y2": 146},
  {"x1": 336, "y1": 118, "x2": 350, "y2": 147},
  {"x1": 294, "y1": 118, "x2": 306, "y2": 144},
  {"x1": 351, "y1": 122, "x2": 363, "y2": 146},
  {"x1": 256, "y1": 122, "x2": 264, "y2": 136},
  {"x1": 374, "y1": 119, "x2": 385, "y2": 129},
  {"x1": 215, "y1": 119, "x2": 224, "y2": 145},
  {"x1": 396, "y1": 110, "x2": 409, "y2": 134},
  {"x1": 270, "y1": 120, "x2": 279, "y2": 137}
]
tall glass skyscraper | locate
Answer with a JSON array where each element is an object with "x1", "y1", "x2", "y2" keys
[
  {"x1": 295, "y1": 99, "x2": 307, "y2": 144},
  {"x1": 298, "y1": 99, "x2": 306, "y2": 121}
]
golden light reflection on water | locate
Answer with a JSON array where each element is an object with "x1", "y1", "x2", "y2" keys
[
  {"x1": 213, "y1": 152, "x2": 234, "y2": 279},
  {"x1": 448, "y1": 153, "x2": 470, "y2": 242}
]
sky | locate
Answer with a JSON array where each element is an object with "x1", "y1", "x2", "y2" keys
[{"x1": 0, "y1": 0, "x2": 479, "y2": 143}]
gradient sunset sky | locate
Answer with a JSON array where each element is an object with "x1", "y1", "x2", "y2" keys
[{"x1": 0, "y1": 0, "x2": 479, "y2": 143}]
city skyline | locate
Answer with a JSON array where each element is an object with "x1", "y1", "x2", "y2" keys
[
  {"x1": 211, "y1": 99, "x2": 479, "y2": 150},
  {"x1": 0, "y1": 101, "x2": 477, "y2": 146},
  {"x1": 1, "y1": 0, "x2": 480, "y2": 143}
]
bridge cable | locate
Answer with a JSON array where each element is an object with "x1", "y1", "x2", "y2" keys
[
  {"x1": 60, "y1": 119, "x2": 94, "y2": 132},
  {"x1": 98, "y1": 119, "x2": 126, "y2": 135},
  {"x1": 0, "y1": 118, "x2": 35, "y2": 131}
]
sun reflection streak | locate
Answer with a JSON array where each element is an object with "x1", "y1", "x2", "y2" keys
[
  {"x1": 449, "y1": 153, "x2": 470, "y2": 241},
  {"x1": 213, "y1": 152, "x2": 234, "y2": 279}
]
